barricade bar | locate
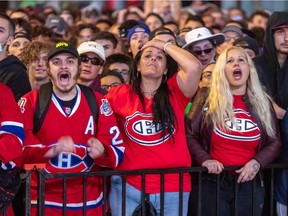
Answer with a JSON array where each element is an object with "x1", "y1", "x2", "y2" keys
[{"x1": 19, "y1": 163, "x2": 288, "y2": 216}]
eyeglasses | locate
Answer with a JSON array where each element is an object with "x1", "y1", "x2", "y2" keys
[
  {"x1": 192, "y1": 48, "x2": 214, "y2": 56},
  {"x1": 101, "y1": 82, "x2": 121, "y2": 91},
  {"x1": 80, "y1": 55, "x2": 102, "y2": 66}
]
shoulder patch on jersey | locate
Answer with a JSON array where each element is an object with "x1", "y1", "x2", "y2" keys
[
  {"x1": 18, "y1": 97, "x2": 27, "y2": 113},
  {"x1": 100, "y1": 98, "x2": 113, "y2": 116}
]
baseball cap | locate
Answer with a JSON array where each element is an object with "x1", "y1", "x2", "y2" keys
[
  {"x1": 77, "y1": 41, "x2": 105, "y2": 62},
  {"x1": 48, "y1": 41, "x2": 79, "y2": 60},
  {"x1": 183, "y1": 27, "x2": 225, "y2": 49},
  {"x1": 221, "y1": 26, "x2": 243, "y2": 37},
  {"x1": 14, "y1": 32, "x2": 31, "y2": 42},
  {"x1": 45, "y1": 15, "x2": 68, "y2": 34},
  {"x1": 118, "y1": 20, "x2": 139, "y2": 39},
  {"x1": 233, "y1": 36, "x2": 259, "y2": 55},
  {"x1": 272, "y1": 25, "x2": 288, "y2": 30},
  {"x1": 127, "y1": 24, "x2": 151, "y2": 43}
]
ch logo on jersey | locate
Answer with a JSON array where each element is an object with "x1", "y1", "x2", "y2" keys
[
  {"x1": 46, "y1": 145, "x2": 94, "y2": 173},
  {"x1": 225, "y1": 118, "x2": 257, "y2": 132},
  {"x1": 125, "y1": 112, "x2": 174, "y2": 146},
  {"x1": 214, "y1": 109, "x2": 260, "y2": 141},
  {"x1": 100, "y1": 99, "x2": 113, "y2": 116}
]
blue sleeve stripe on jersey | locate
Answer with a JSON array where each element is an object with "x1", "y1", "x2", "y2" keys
[
  {"x1": 111, "y1": 145, "x2": 124, "y2": 165},
  {"x1": 1, "y1": 121, "x2": 25, "y2": 143},
  {"x1": 1, "y1": 161, "x2": 16, "y2": 169}
]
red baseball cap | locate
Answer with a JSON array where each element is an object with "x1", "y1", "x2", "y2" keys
[{"x1": 272, "y1": 25, "x2": 288, "y2": 30}]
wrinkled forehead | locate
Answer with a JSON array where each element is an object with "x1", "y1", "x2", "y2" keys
[{"x1": 142, "y1": 46, "x2": 165, "y2": 55}]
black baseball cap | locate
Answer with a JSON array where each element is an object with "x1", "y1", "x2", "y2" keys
[
  {"x1": 48, "y1": 41, "x2": 79, "y2": 60},
  {"x1": 233, "y1": 36, "x2": 259, "y2": 55},
  {"x1": 118, "y1": 20, "x2": 139, "y2": 39}
]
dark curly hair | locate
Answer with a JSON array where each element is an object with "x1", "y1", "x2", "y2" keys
[{"x1": 129, "y1": 49, "x2": 178, "y2": 139}]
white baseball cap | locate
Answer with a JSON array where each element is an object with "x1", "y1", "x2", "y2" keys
[
  {"x1": 77, "y1": 41, "x2": 105, "y2": 62},
  {"x1": 182, "y1": 27, "x2": 225, "y2": 50}
]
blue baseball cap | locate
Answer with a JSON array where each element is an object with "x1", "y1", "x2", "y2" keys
[{"x1": 127, "y1": 24, "x2": 151, "y2": 43}]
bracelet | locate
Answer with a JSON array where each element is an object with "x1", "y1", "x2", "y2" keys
[{"x1": 163, "y1": 42, "x2": 173, "y2": 53}]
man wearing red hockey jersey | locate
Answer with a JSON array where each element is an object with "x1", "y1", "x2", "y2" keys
[
  {"x1": 0, "y1": 83, "x2": 24, "y2": 216},
  {"x1": 18, "y1": 41, "x2": 124, "y2": 216}
]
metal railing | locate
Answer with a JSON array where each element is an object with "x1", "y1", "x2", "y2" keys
[{"x1": 20, "y1": 163, "x2": 288, "y2": 216}]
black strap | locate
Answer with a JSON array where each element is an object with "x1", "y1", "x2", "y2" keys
[
  {"x1": 33, "y1": 83, "x2": 98, "y2": 134},
  {"x1": 33, "y1": 82, "x2": 52, "y2": 134},
  {"x1": 78, "y1": 84, "x2": 99, "y2": 125}
]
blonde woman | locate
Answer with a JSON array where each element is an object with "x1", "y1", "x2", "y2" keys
[{"x1": 185, "y1": 46, "x2": 281, "y2": 216}]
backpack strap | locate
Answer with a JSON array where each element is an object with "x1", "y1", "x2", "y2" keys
[
  {"x1": 33, "y1": 83, "x2": 98, "y2": 134},
  {"x1": 33, "y1": 82, "x2": 53, "y2": 134},
  {"x1": 78, "y1": 84, "x2": 99, "y2": 125}
]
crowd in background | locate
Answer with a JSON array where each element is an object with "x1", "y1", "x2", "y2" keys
[{"x1": 1, "y1": 1, "x2": 288, "y2": 216}]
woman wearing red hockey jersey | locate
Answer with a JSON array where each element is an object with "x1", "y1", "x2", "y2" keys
[
  {"x1": 106, "y1": 38, "x2": 202, "y2": 215},
  {"x1": 185, "y1": 47, "x2": 281, "y2": 216}
]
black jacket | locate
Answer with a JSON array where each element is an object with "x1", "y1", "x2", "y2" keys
[
  {"x1": 0, "y1": 55, "x2": 31, "y2": 101},
  {"x1": 253, "y1": 11, "x2": 288, "y2": 109}
]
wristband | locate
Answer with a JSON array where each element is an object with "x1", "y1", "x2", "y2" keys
[{"x1": 163, "y1": 42, "x2": 173, "y2": 53}]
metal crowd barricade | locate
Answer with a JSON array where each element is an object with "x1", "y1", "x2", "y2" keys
[{"x1": 21, "y1": 163, "x2": 288, "y2": 216}]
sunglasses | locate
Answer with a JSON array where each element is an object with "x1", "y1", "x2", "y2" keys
[
  {"x1": 192, "y1": 48, "x2": 214, "y2": 56},
  {"x1": 80, "y1": 55, "x2": 102, "y2": 66}
]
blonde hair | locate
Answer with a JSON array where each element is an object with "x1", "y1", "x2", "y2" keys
[{"x1": 206, "y1": 46, "x2": 275, "y2": 137}]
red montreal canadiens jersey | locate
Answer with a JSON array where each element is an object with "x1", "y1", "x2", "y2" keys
[
  {"x1": 211, "y1": 95, "x2": 261, "y2": 166},
  {"x1": 0, "y1": 83, "x2": 24, "y2": 169},
  {"x1": 106, "y1": 74, "x2": 191, "y2": 193},
  {"x1": 19, "y1": 85, "x2": 124, "y2": 216}
]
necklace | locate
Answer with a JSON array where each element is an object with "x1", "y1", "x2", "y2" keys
[{"x1": 141, "y1": 88, "x2": 157, "y2": 98}]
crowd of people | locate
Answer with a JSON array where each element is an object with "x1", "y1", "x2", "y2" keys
[{"x1": 0, "y1": 1, "x2": 288, "y2": 216}]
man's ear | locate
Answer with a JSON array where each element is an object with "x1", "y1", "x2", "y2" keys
[{"x1": 6, "y1": 36, "x2": 14, "y2": 46}]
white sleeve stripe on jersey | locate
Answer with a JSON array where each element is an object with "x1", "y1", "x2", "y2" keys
[
  {"x1": 23, "y1": 144, "x2": 46, "y2": 149},
  {"x1": 31, "y1": 192, "x2": 103, "y2": 209},
  {"x1": 1, "y1": 121, "x2": 24, "y2": 127}
]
